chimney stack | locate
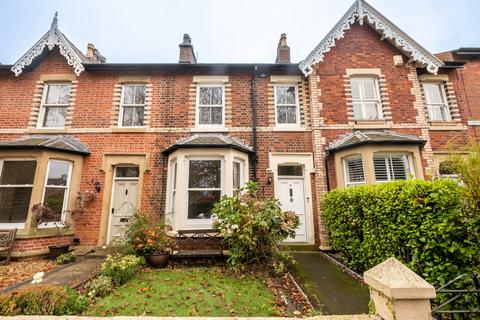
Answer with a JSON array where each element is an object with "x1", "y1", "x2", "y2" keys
[
  {"x1": 86, "y1": 43, "x2": 106, "y2": 63},
  {"x1": 179, "y1": 34, "x2": 197, "y2": 64},
  {"x1": 275, "y1": 33, "x2": 291, "y2": 64}
]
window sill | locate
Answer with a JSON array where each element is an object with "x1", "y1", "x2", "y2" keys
[
  {"x1": 111, "y1": 126, "x2": 147, "y2": 133},
  {"x1": 28, "y1": 128, "x2": 68, "y2": 134},
  {"x1": 15, "y1": 227, "x2": 74, "y2": 239},
  {"x1": 429, "y1": 121, "x2": 465, "y2": 131},
  {"x1": 272, "y1": 126, "x2": 306, "y2": 132},
  {"x1": 191, "y1": 127, "x2": 228, "y2": 133}
]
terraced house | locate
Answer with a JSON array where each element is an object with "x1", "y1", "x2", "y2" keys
[{"x1": 0, "y1": 0, "x2": 477, "y2": 258}]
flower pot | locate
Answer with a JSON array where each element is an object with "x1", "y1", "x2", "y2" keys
[
  {"x1": 146, "y1": 252, "x2": 170, "y2": 268},
  {"x1": 48, "y1": 244, "x2": 70, "y2": 260}
]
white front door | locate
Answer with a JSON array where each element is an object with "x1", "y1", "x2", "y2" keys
[
  {"x1": 108, "y1": 168, "x2": 139, "y2": 245},
  {"x1": 278, "y1": 178, "x2": 307, "y2": 242}
]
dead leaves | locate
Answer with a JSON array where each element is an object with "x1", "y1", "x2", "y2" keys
[{"x1": 0, "y1": 260, "x2": 56, "y2": 291}]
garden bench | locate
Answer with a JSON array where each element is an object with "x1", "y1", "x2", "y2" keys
[
  {"x1": 171, "y1": 229, "x2": 224, "y2": 267},
  {"x1": 0, "y1": 229, "x2": 17, "y2": 265}
]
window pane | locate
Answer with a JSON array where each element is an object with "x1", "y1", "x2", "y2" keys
[
  {"x1": 122, "y1": 106, "x2": 144, "y2": 126},
  {"x1": 199, "y1": 87, "x2": 223, "y2": 105},
  {"x1": 47, "y1": 160, "x2": 70, "y2": 186},
  {"x1": 362, "y1": 79, "x2": 377, "y2": 100},
  {"x1": 350, "y1": 79, "x2": 362, "y2": 101},
  {"x1": 364, "y1": 102, "x2": 380, "y2": 120},
  {"x1": 211, "y1": 107, "x2": 223, "y2": 124},
  {"x1": 123, "y1": 86, "x2": 135, "y2": 104},
  {"x1": 199, "y1": 107, "x2": 211, "y2": 125},
  {"x1": 233, "y1": 162, "x2": 241, "y2": 190},
  {"x1": 346, "y1": 157, "x2": 365, "y2": 184},
  {"x1": 58, "y1": 85, "x2": 71, "y2": 104},
  {"x1": 276, "y1": 86, "x2": 296, "y2": 105},
  {"x1": 43, "y1": 187, "x2": 65, "y2": 222},
  {"x1": 189, "y1": 160, "x2": 221, "y2": 188},
  {"x1": 0, "y1": 161, "x2": 36, "y2": 185},
  {"x1": 134, "y1": 86, "x2": 146, "y2": 104},
  {"x1": 46, "y1": 84, "x2": 70, "y2": 104},
  {"x1": 43, "y1": 106, "x2": 67, "y2": 127},
  {"x1": 277, "y1": 106, "x2": 288, "y2": 124},
  {"x1": 187, "y1": 190, "x2": 221, "y2": 219},
  {"x1": 373, "y1": 156, "x2": 389, "y2": 181},
  {"x1": 353, "y1": 103, "x2": 363, "y2": 119},
  {"x1": 0, "y1": 187, "x2": 32, "y2": 223},
  {"x1": 429, "y1": 105, "x2": 448, "y2": 121},
  {"x1": 424, "y1": 83, "x2": 444, "y2": 104},
  {"x1": 390, "y1": 156, "x2": 408, "y2": 180},
  {"x1": 116, "y1": 167, "x2": 139, "y2": 178},
  {"x1": 278, "y1": 165, "x2": 303, "y2": 176}
]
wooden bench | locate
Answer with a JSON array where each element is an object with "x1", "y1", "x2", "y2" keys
[
  {"x1": 0, "y1": 229, "x2": 17, "y2": 265},
  {"x1": 171, "y1": 229, "x2": 224, "y2": 267}
]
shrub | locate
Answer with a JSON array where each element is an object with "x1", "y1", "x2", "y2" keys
[
  {"x1": 55, "y1": 252, "x2": 76, "y2": 265},
  {"x1": 100, "y1": 254, "x2": 144, "y2": 286},
  {"x1": 322, "y1": 179, "x2": 479, "y2": 287},
  {"x1": 0, "y1": 286, "x2": 87, "y2": 315},
  {"x1": 124, "y1": 211, "x2": 175, "y2": 256},
  {"x1": 85, "y1": 275, "x2": 113, "y2": 298},
  {"x1": 212, "y1": 181, "x2": 300, "y2": 268}
]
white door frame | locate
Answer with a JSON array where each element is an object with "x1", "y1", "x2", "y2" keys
[
  {"x1": 106, "y1": 166, "x2": 140, "y2": 245},
  {"x1": 268, "y1": 153, "x2": 315, "y2": 244}
]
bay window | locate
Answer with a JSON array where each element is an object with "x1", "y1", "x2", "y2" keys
[
  {"x1": 0, "y1": 160, "x2": 37, "y2": 225},
  {"x1": 41, "y1": 160, "x2": 72, "y2": 223}
]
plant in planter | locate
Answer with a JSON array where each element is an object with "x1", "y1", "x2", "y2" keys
[{"x1": 125, "y1": 211, "x2": 175, "y2": 268}]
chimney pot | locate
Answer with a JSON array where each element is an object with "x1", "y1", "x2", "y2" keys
[
  {"x1": 275, "y1": 33, "x2": 291, "y2": 64},
  {"x1": 86, "y1": 43, "x2": 106, "y2": 63},
  {"x1": 179, "y1": 33, "x2": 197, "y2": 64}
]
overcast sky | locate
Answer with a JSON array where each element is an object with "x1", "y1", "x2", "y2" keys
[{"x1": 1, "y1": 0, "x2": 478, "y2": 64}]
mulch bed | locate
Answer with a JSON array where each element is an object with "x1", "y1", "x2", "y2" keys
[{"x1": 0, "y1": 259, "x2": 57, "y2": 291}]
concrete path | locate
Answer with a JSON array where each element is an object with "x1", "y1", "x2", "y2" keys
[
  {"x1": 3, "y1": 257, "x2": 103, "y2": 293},
  {"x1": 291, "y1": 252, "x2": 370, "y2": 315}
]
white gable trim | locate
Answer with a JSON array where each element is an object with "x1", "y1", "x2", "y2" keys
[
  {"x1": 11, "y1": 13, "x2": 85, "y2": 77},
  {"x1": 299, "y1": 0, "x2": 443, "y2": 76}
]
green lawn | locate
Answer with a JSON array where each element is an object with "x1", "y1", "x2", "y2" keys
[{"x1": 86, "y1": 267, "x2": 281, "y2": 317}]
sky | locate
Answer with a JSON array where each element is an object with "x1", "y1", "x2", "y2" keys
[{"x1": 0, "y1": 0, "x2": 478, "y2": 64}]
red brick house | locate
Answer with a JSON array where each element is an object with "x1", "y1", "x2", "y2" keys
[{"x1": 0, "y1": 0, "x2": 476, "y2": 258}]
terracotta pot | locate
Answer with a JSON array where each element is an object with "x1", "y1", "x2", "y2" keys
[
  {"x1": 48, "y1": 244, "x2": 70, "y2": 260},
  {"x1": 146, "y1": 252, "x2": 170, "y2": 268}
]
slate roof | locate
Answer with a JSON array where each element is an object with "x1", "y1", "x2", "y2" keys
[
  {"x1": 328, "y1": 130, "x2": 426, "y2": 152},
  {"x1": 0, "y1": 135, "x2": 90, "y2": 155},
  {"x1": 162, "y1": 134, "x2": 253, "y2": 155}
]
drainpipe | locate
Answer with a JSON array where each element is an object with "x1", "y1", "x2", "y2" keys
[
  {"x1": 324, "y1": 151, "x2": 331, "y2": 191},
  {"x1": 251, "y1": 65, "x2": 259, "y2": 181}
]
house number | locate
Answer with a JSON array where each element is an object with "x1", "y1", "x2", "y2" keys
[{"x1": 289, "y1": 187, "x2": 293, "y2": 202}]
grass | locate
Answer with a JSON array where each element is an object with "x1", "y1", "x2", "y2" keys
[{"x1": 86, "y1": 267, "x2": 281, "y2": 317}]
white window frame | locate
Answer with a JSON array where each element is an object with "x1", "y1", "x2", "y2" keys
[
  {"x1": 118, "y1": 84, "x2": 147, "y2": 128},
  {"x1": 0, "y1": 158, "x2": 37, "y2": 229},
  {"x1": 274, "y1": 84, "x2": 301, "y2": 128},
  {"x1": 37, "y1": 83, "x2": 71, "y2": 128},
  {"x1": 350, "y1": 76, "x2": 383, "y2": 120},
  {"x1": 422, "y1": 82, "x2": 451, "y2": 122},
  {"x1": 39, "y1": 160, "x2": 73, "y2": 227},
  {"x1": 233, "y1": 159, "x2": 245, "y2": 194},
  {"x1": 195, "y1": 84, "x2": 225, "y2": 128},
  {"x1": 170, "y1": 161, "x2": 177, "y2": 214},
  {"x1": 373, "y1": 153, "x2": 414, "y2": 183},
  {"x1": 185, "y1": 157, "x2": 224, "y2": 226},
  {"x1": 343, "y1": 155, "x2": 366, "y2": 186}
]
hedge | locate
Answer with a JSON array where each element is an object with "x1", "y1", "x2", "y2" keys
[{"x1": 322, "y1": 179, "x2": 479, "y2": 287}]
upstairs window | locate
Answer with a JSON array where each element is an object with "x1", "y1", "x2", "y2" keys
[
  {"x1": 343, "y1": 156, "x2": 365, "y2": 186},
  {"x1": 422, "y1": 82, "x2": 451, "y2": 121},
  {"x1": 350, "y1": 77, "x2": 383, "y2": 120},
  {"x1": 41, "y1": 160, "x2": 72, "y2": 223},
  {"x1": 373, "y1": 154, "x2": 411, "y2": 182},
  {"x1": 0, "y1": 160, "x2": 37, "y2": 225},
  {"x1": 40, "y1": 84, "x2": 71, "y2": 128},
  {"x1": 196, "y1": 85, "x2": 224, "y2": 127},
  {"x1": 275, "y1": 85, "x2": 299, "y2": 126},
  {"x1": 120, "y1": 84, "x2": 146, "y2": 127}
]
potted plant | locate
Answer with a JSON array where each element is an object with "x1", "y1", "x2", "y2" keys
[
  {"x1": 32, "y1": 203, "x2": 72, "y2": 260},
  {"x1": 125, "y1": 212, "x2": 175, "y2": 268}
]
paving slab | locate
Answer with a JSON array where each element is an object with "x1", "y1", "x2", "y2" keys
[
  {"x1": 3, "y1": 257, "x2": 103, "y2": 293},
  {"x1": 291, "y1": 252, "x2": 370, "y2": 315}
]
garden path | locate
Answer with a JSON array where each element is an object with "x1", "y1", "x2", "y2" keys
[
  {"x1": 2, "y1": 257, "x2": 103, "y2": 293},
  {"x1": 291, "y1": 252, "x2": 370, "y2": 315}
]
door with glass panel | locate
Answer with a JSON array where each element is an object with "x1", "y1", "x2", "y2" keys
[
  {"x1": 186, "y1": 159, "x2": 222, "y2": 229},
  {"x1": 277, "y1": 165, "x2": 307, "y2": 242},
  {"x1": 108, "y1": 166, "x2": 139, "y2": 245}
]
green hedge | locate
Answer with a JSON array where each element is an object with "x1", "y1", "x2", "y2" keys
[{"x1": 322, "y1": 179, "x2": 479, "y2": 287}]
